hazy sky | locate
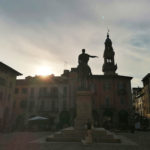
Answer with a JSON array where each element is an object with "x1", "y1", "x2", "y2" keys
[{"x1": 0, "y1": 0, "x2": 150, "y2": 87}]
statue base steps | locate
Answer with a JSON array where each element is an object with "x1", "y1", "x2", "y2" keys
[{"x1": 46, "y1": 127, "x2": 121, "y2": 143}]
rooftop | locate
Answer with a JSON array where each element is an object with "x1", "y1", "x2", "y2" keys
[
  {"x1": 142, "y1": 73, "x2": 150, "y2": 81},
  {"x1": 0, "y1": 62, "x2": 22, "y2": 76}
]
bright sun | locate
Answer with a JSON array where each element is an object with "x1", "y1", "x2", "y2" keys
[{"x1": 36, "y1": 66, "x2": 52, "y2": 76}]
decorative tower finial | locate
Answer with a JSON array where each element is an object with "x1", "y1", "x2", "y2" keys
[
  {"x1": 102, "y1": 32, "x2": 117, "y2": 75},
  {"x1": 107, "y1": 28, "x2": 109, "y2": 38}
]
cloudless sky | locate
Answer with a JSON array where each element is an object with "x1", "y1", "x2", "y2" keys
[{"x1": 0, "y1": 0, "x2": 150, "y2": 87}]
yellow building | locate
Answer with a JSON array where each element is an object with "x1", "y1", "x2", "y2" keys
[
  {"x1": 133, "y1": 74, "x2": 150, "y2": 119},
  {"x1": 133, "y1": 88, "x2": 144, "y2": 116},
  {"x1": 142, "y1": 73, "x2": 150, "y2": 118},
  {"x1": 0, "y1": 62, "x2": 21, "y2": 131}
]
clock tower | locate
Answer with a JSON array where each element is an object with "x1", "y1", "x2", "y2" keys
[{"x1": 102, "y1": 32, "x2": 117, "y2": 75}]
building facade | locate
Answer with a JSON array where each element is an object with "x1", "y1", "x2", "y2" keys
[
  {"x1": 0, "y1": 62, "x2": 21, "y2": 131},
  {"x1": 132, "y1": 87, "x2": 144, "y2": 116},
  {"x1": 132, "y1": 74, "x2": 150, "y2": 119},
  {"x1": 14, "y1": 75, "x2": 69, "y2": 128},
  {"x1": 142, "y1": 74, "x2": 150, "y2": 118}
]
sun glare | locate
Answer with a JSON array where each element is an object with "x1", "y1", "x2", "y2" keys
[{"x1": 36, "y1": 66, "x2": 52, "y2": 76}]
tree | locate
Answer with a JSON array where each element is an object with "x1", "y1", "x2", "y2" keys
[
  {"x1": 118, "y1": 110, "x2": 129, "y2": 130},
  {"x1": 14, "y1": 113, "x2": 26, "y2": 130},
  {"x1": 28, "y1": 100, "x2": 35, "y2": 112},
  {"x1": 58, "y1": 111, "x2": 70, "y2": 129}
]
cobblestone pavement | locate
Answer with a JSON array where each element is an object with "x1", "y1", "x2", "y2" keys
[{"x1": 0, "y1": 131, "x2": 150, "y2": 150}]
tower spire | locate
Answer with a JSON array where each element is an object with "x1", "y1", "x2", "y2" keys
[
  {"x1": 107, "y1": 28, "x2": 109, "y2": 38},
  {"x1": 102, "y1": 32, "x2": 117, "y2": 75}
]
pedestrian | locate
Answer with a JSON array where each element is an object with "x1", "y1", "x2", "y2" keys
[
  {"x1": 129, "y1": 115, "x2": 135, "y2": 133},
  {"x1": 135, "y1": 120, "x2": 141, "y2": 130},
  {"x1": 81, "y1": 120, "x2": 93, "y2": 145}
]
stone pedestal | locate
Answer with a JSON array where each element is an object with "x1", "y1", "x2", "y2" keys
[
  {"x1": 46, "y1": 91, "x2": 121, "y2": 143},
  {"x1": 46, "y1": 127, "x2": 121, "y2": 143},
  {"x1": 75, "y1": 91, "x2": 93, "y2": 129}
]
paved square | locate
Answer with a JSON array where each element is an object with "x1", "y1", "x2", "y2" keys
[{"x1": 0, "y1": 131, "x2": 149, "y2": 150}]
